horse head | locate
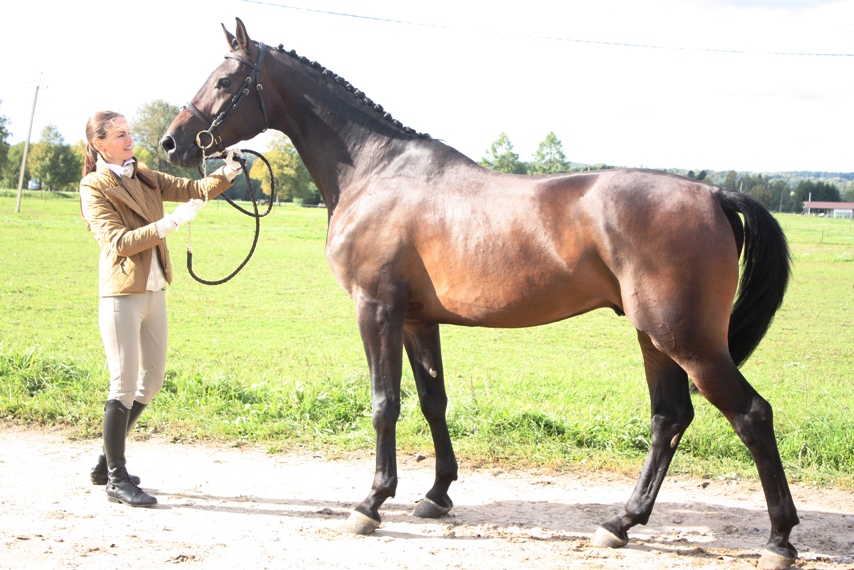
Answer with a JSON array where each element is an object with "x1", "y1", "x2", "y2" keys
[{"x1": 161, "y1": 18, "x2": 269, "y2": 167}]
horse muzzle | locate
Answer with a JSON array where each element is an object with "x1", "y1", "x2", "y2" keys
[{"x1": 160, "y1": 133, "x2": 204, "y2": 168}]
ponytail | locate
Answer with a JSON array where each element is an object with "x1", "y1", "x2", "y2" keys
[{"x1": 83, "y1": 143, "x2": 100, "y2": 177}]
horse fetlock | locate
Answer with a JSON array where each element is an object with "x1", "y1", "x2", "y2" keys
[
  {"x1": 425, "y1": 489, "x2": 453, "y2": 509},
  {"x1": 371, "y1": 405, "x2": 401, "y2": 429},
  {"x1": 372, "y1": 474, "x2": 398, "y2": 497},
  {"x1": 766, "y1": 529, "x2": 798, "y2": 556},
  {"x1": 434, "y1": 460, "x2": 459, "y2": 483}
]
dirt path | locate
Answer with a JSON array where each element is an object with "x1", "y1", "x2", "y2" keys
[{"x1": 1, "y1": 427, "x2": 852, "y2": 569}]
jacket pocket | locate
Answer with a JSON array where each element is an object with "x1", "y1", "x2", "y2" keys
[{"x1": 101, "y1": 252, "x2": 131, "y2": 295}]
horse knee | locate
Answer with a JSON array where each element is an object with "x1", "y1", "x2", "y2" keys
[{"x1": 372, "y1": 401, "x2": 401, "y2": 432}]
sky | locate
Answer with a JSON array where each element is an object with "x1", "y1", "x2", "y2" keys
[{"x1": 2, "y1": 0, "x2": 852, "y2": 173}]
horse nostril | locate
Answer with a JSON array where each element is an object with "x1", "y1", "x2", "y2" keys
[{"x1": 160, "y1": 136, "x2": 176, "y2": 154}]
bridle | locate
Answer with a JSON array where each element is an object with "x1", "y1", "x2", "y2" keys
[
  {"x1": 184, "y1": 41, "x2": 270, "y2": 151},
  {"x1": 180, "y1": 41, "x2": 276, "y2": 286}
]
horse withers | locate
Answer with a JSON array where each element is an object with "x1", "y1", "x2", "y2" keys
[{"x1": 161, "y1": 18, "x2": 798, "y2": 569}]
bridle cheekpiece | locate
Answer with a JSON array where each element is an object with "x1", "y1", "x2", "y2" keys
[{"x1": 184, "y1": 42, "x2": 270, "y2": 150}]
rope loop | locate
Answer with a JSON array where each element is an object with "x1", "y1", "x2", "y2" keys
[{"x1": 186, "y1": 149, "x2": 275, "y2": 286}]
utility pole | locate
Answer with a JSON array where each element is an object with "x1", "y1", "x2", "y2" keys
[{"x1": 14, "y1": 77, "x2": 41, "y2": 214}]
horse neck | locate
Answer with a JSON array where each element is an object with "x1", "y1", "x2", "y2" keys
[{"x1": 265, "y1": 54, "x2": 413, "y2": 212}]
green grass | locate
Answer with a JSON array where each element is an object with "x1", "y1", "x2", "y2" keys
[{"x1": 1, "y1": 190, "x2": 852, "y2": 486}]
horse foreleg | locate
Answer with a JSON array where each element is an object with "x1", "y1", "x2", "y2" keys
[
  {"x1": 593, "y1": 331, "x2": 694, "y2": 548},
  {"x1": 341, "y1": 295, "x2": 407, "y2": 535},
  {"x1": 403, "y1": 322, "x2": 458, "y2": 518},
  {"x1": 689, "y1": 358, "x2": 799, "y2": 569}
]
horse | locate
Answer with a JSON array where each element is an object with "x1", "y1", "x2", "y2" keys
[{"x1": 161, "y1": 18, "x2": 798, "y2": 569}]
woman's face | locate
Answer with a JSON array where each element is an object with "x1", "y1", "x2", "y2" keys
[{"x1": 95, "y1": 117, "x2": 135, "y2": 165}]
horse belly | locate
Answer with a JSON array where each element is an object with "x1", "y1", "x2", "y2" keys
[{"x1": 412, "y1": 256, "x2": 618, "y2": 327}]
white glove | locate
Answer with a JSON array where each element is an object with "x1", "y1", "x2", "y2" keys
[
  {"x1": 224, "y1": 148, "x2": 243, "y2": 172},
  {"x1": 169, "y1": 199, "x2": 205, "y2": 227}
]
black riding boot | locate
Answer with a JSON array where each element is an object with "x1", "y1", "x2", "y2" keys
[
  {"x1": 103, "y1": 399, "x2": 157, "y2": 507},
  {"x1": 90, "y1": 400, "x2": 146, "y2": 485}
]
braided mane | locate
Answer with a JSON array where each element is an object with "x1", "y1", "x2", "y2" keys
[{"x1": 274, "y1": 43, "x2": 432, "y2": 140}]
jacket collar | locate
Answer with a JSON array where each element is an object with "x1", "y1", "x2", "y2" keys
[
  {"x1": 96, "y1": 155, "x2": 137, "y2": 178},
  {"x1": 96, "y1": 157, "x2": 153, "y2": 223}
]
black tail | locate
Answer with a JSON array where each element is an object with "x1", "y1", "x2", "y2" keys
[{"x1": 718, "y1": 189, "x2": 792, "y2": 367}]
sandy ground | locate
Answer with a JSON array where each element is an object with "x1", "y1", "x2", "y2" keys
[{"x1": 1, "y1": 426, "x2": 852, "y2": 570}]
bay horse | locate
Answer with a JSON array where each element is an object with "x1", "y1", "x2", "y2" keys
[{"x1": 162, "y1": 19, "x2": 798, "y2": 569}]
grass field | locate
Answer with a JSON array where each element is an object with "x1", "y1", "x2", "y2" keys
[{"x1": 1, "y1": 190, "x2": 852, "y2": 486}]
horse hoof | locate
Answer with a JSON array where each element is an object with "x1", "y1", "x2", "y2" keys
[
  {"x1": 591, "y1": 526, "x2": 628, "y2": 548},
  {"x1": 758, "y1": 549, "x2": 797, "y2": 570},
  {"x1": 340, "y1": 510, "x2": 380, "y2": 535},
  {"x1": 412, "y1": 497, "x2": 451, "y2": 519}
]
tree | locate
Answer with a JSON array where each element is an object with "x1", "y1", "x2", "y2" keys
[
  {"x1": 843, "y1": 182, "x2": 854, "y2": 203},
  {"x1": 480, "y1": 132, "x2": 527, "y2": 174},
  {"x1": 723, "y1": 170, "x2": 738, "y2": 191},
  {"x1": 260, "y1": 133, "x2": 317, "y2": 203},
  {"x1": 71, "y1": 140, "x2": 86, "y2": 178},
  {"x1": 1, "y1": 142, "x2": 28, "y2": 189},
  {"x1": 249, "y1": 155, "x2": 275, "y2": 199},
  {"x1": 0, "y1": 98, "x2": 10, "y2": 180},
  {"x1": 794, "y1": 180, "x2": 840, "y2": 205},
  {"x1": 747, "y1": 183, "x2": 774, "y2": 210},
  {"x1": 739, "y1": 173, "x2": 764, "y2": 195},
  {"x1": 133, "y1": 100, "x2": 197, "y2": 178},
  {"x1": 28, "y1": 124, "x2": 81, "y2": 191},
  {"x1": 529, "y1": 132, "x2": 571, "y2": 175},
  {"x1": 769, "y1": 179, "x2": 791, "y2": 212}
]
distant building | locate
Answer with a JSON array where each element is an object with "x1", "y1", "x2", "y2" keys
[{"x1": 802, "y1": 201, "x2": 854, "y2": 219}]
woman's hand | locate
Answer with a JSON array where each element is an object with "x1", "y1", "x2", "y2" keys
[
  {"x1": 224, "y1": 148, "x2": 243, "y2": 172},
  {"x1": 222, "y1": 148, "x2": 244, "y2": 182},
  {"x1": 170, "y1": 199, "x2": 204, "y2": 227},
  {"x1": 156, "y1": 199, "x2": 204, "y2": 237}
]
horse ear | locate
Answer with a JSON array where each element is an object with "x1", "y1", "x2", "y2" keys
[
  {"x1": 222, "y1": 23, "x2": 237, "y2": 52},
  {"x1": 234, "y1": 17, "x2": 251, "y2": 52}
]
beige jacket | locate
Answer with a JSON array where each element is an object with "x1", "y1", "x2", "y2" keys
[{"x1": 80, "y1": 159, "x2": 234, "y2": 296}]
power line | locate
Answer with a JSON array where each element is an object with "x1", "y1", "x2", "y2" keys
[{"x1": 241, "y1": 0, "x2": 854, "y2": 57}]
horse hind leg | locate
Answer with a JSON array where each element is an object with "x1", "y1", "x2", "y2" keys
[
  {"x1": 592, "y1": 331, "x2": 694, "y2": 548},
  {"x1": 403, "y1": 322, "x2": 458, "y2": 518},
  {"x1": 683, "y1": 353, "x2": 799, "y2": 569}
]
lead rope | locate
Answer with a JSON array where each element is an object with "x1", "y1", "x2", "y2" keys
[
  {"x1": 185, "y1": 143, "x2": 210, "y2": 258},
  {"x1": 185, "y1": 148, "x2": 275, "y2": 285}
]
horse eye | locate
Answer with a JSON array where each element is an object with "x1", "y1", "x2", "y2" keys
[{"x1": 217, "y1": 78, "x2": 232, "y2": 89}]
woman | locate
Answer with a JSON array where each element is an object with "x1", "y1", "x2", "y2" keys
[{"x1": 79, "y1": 110, "x2": 241, "y2": 507}]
